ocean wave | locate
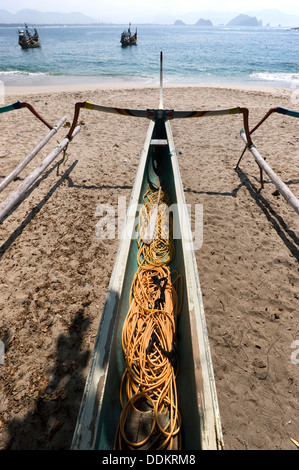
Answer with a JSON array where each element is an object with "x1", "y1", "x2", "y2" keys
[
  {"x1": 0, "y1": 70, "x2": 48, "y2": 77},
  {"x1": 250, "y1": 72, "x2": 299, "y2": 84}
]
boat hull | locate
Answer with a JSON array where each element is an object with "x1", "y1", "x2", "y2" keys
[
  {"x1": 19, "y1": 41, "x2": 40, "y2": 49},
  {"x1": 121, "y1": 35, "x2": 137, "y2": 46},
  {"x1": 18, "y1": 25, "x2": 40, "y2": 48},
  {"x1": 72, "y1": 118, "x2": 223, "y2": 450},
  {"x1": 120, "y1": 25, "x2": 137, "y2": 46}
]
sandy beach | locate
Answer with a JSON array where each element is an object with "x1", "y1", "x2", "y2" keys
[{"x1": 0, "y1": 82, "x2": 298, "y2": 450}]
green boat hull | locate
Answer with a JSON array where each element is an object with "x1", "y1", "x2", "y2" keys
[{"x1": 72, "y1": 117, "x2": 223, "y2": 450}]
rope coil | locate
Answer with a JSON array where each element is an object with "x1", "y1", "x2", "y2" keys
[
  {"x1": 137, "y1": 186, "x2": 175, "y2": 266},
  {"x1": 114, "y1": 185, "x2": 183, "y2": 450}
]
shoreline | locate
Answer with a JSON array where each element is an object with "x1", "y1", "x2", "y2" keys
[{"x1": 3, "y1": 79, "x2": 292, "y2": 97}]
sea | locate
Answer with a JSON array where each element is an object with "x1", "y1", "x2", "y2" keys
[{"x1": 0, "y1": 24, "x2": 299, "y2": 89}]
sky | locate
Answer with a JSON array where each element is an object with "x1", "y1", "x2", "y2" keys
[{"x1": 3, "y1": 0, "x2": 299, "y2": 22}]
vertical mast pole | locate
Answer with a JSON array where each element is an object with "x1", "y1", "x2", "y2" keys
[{"x1": 159, "y1": 51, "x2": 163, "y2": 110}]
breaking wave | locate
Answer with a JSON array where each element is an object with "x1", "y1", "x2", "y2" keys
[{"x1": 250, "y1": 72, "x2": 299, "y2": 86}]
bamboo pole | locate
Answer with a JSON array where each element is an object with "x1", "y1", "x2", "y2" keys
[
  {"x1": 240, "y1": 130, "x2": 299, "y2": 216},
  {"x1": 0, "y1": 116, "x2": 67, "y2": 194},
  {"x1": 0, "y1": 124, "x2": 81, "y2": 222}
]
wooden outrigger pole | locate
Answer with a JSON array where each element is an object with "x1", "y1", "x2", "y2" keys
[
  {"x1": 0, "y1": 101, "x2": 53, "y2": 129},
  {"x1": 236, "y1": 106, "x2": 299, "y2": 216},
  {"x1": 0, "y1": 124, "x2": 81, "y2": 223},
  {"x1": 240, "y1": 130, "x2": 299, "y2": 215},
  {"x1": 246, "y1": 106, "x2": 299, "y2": 136},
  {"x1": 67, "y1": 104, "x2": 251, "y2": 142},
  {"x1": 0, "y1": 100, "x2": 83, "y2": 222},
  {"x1": 67, "y1": 54, "x2": 251, "y2": 141},
  {"x1": 0, "y1": 116, "x2": 67, "y2": 194}
]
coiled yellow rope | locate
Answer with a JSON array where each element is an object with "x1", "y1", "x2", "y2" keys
[
  {"x1": 137, "y1": 186, "x2": 175, "y2": 267},
  {"x1": 114, "y1": 185, "x2": 182, "y2": 450}
]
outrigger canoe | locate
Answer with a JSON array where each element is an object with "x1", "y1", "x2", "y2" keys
[
  {"x1": 18, "y1": 24, "x2": 40, "y2": 49},
  {"x1": 69, "y1": 58, "x2": 251, "y2": 451},
  {"x1": 120, "y1": 23, "x2": 137, "y2": 46}
]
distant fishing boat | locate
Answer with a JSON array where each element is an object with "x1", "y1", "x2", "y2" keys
[
  {"x1": 120, "y1": 23, "x2": 137, "y2": 46},
  {"x1": 18, "y1": 24, "x2": 40, "y2": 49}
]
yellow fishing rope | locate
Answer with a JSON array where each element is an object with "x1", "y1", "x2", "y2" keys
[
  {"x1": 114, "y1": 185, "x2": 183, "y2": 450},
  {"x1": 137, "y1": 186, "x2": 175, "y2": 267}
]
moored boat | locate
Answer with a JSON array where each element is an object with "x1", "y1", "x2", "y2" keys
[
  {"x1": 120, "y1": 23, "x2": 137, "y2": 46},
  {"x1": 18, "y1": 24, "x2": 40, "y2": 49}
]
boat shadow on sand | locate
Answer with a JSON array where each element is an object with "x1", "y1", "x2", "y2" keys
[
  {"x1": 235, "y1": 166, "x2": 299, "y2": 261},
  {"x1": 0, "y1": 158, "x2": 119, "y2": 449},
  {"x1": 183, "y1": 170, "x2": 299, "y2": 261},
  {"x1": 0, "y1": 160, "x2": 78, "y2": 259},
  {"x1": 2, "y1": 307, "x2": 94, "y2": 449}
]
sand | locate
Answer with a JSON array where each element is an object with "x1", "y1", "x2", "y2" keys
[{"x1": 0, "y1": 82, "x2": 298, "y2": 450}]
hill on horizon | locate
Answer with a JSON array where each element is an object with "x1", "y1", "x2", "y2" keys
[
  {"x1": 0, "y1": 8, "x2": 97, "y2": 24},
  {"x1": 0, "y1": 8, "x2": 299, "y2": 26}
]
